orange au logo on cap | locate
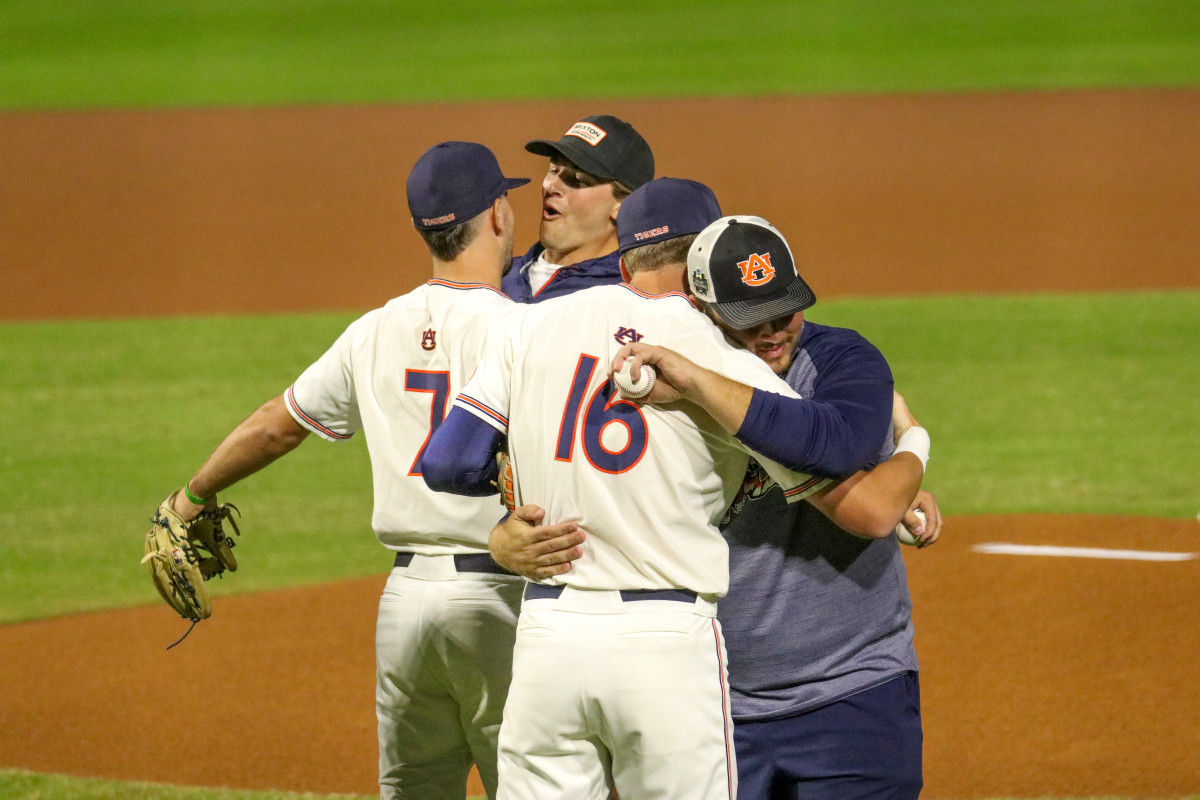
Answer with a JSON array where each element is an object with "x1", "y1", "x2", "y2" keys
[
  {"x1": 738, "y1": 252, "x2": 775, "y2": 286},
  {"x1": 565, "y1": 122, "x2": 608, "y2": 146}
]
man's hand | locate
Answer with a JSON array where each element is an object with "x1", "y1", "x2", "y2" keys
[
  {"x1": 489, "y1": 504, "x2": 585, "y2": 580},
  {"x1": 904, "y1": 490, "x2": 942, "y2": 548},
  {"x1": 609, "y1": 342, "x2": 756, "y2": 433},
  {"x1": 609, "y1": 343, "x2": 689, "y2": 404}
]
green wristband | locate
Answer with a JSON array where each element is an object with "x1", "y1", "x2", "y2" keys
[{"x1": 183, "y1": 484, "x2": 208, "y2": 505}]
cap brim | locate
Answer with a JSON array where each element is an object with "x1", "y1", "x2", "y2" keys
[
  {"x1": 710, "y1": 278, "x2": 816, "y2": 330},
  {"x1": 524, "y1": 139, "x2": 617, "y2": 182},
  {"x1": 414, "y1": 177, "x2": 531, "y2": 230}
]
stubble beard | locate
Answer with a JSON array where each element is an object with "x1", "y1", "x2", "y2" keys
[{"x1": 500, "y1": 236, "x2": 515, "y2": 277}]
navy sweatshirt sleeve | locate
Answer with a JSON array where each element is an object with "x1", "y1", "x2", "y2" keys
[{"x1": 734, "y1": 325, "x2": 894, "y2": 478}]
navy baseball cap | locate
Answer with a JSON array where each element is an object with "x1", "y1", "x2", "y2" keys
[
  {"x1": 687, "y1": 216, "x2": 816, "y2": 330},
  {"x1": 525, "y1": 115, "x2": 655, "y2": 190},
  {"x1": 407, "y1": 141, "x2": 530, "y2": 230},
  {"x1": 616, "y1": 178, "x2": 723, "y2": 254}
]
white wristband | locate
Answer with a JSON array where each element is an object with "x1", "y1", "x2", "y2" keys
[{"x1": 894, "y1": 426, "x2": 930, "y2": 472}]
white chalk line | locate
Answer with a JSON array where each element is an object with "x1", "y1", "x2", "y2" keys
[{"x1": 972, "y1": 543, "x2": 1199, "y2": 562}]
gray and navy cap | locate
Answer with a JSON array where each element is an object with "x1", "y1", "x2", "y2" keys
[
  {"x1": 687, "y1": 216, "x2": 816, "y2": 330},
  {"x1": 407, "y1": 141, "x2": 530, "y2": 230},
  {"x1": 525, "y1": 115, "x2": 655, "y2": 190}
]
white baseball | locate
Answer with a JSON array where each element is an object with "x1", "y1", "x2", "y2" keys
[
  {"x1": 895, "y1": 507, "x2": 926, "y2": 546},
  {"x1": 614, "y1": 358, "x2": 656, "y2": 399}
]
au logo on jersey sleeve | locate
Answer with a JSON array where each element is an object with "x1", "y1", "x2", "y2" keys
[{"x1": 421, "y1": 329, "x2": 437, "y2": 351}]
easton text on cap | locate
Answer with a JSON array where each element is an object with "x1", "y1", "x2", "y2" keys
[{"x1": 525, "y1": 114, "x2": 655, "y2": 190}]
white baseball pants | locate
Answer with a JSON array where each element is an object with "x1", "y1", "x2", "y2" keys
[
  {"x1": 376, "y1": 553, "x2": 524, "y2": 800},
  {"x1": 496, "y1": 585, "x2": 737, "y2": 800}
]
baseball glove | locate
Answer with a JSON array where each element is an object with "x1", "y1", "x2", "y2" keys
[
  {"x1": 141, "y1": 491, "x2": 242, "y2": 625},
  {"x1": 493, "y1": 450, "x2": 515, "y2": 513}
]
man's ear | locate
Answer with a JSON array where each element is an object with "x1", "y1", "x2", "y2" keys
[
  {"x1": 491, "y1": 197, "x2": 505, "y2": 234},
  {"x1": 619, "y1": 256, "x2": 632, "y2": 283}
]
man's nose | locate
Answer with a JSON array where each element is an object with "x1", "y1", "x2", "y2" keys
[{"x1": 768, "y1": 313, "x2": 796, "y2": 332}]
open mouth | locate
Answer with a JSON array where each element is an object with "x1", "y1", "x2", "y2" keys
[
  {"x1": 756, "y1": 341, "x2": 786, "y2": 359},
  {"x1": 542, "y1": 200, "x2": 561, "y2": 221}
]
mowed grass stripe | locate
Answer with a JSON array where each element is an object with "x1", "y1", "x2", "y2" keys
[
  {"x1": 1, "y1": 0, "x2": 1198, "y2": 109},
  {"x1": 2, "y1": 290, "x2": 1197, "y2": 624}
]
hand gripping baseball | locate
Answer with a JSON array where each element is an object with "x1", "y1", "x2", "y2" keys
[
  {"x1": 613, "y1": 356, "x2": 656, "y2": 398},
  {"x1": 608, "y1": 343, "x2": 687, "y2": 404},
  {"x1": 896, "y1": 490, "x2": 942, "y2": 548}
]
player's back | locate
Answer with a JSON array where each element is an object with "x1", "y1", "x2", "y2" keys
[
  {"x1": 501, "y1": 284, "x2": 790, "y2": 596},
  {"x1": 296, "y1": 279, "x2": 514, "y2": 550}
]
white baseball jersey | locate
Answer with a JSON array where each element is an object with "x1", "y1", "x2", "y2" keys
[
  {"x1": 454, "y1": 282, "x2": 829, "y2": 596},
  {"x1": 286, "y1": 279, "x2": 516, "y2": 552}
]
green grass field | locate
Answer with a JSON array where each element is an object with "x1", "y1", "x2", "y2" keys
[
  {"x1": 0, "y1": 769, "x2": 370, "y2": 800},
  {"x1": 4, "y1": 290, "x2": 1197, "y2": 624},
  {"x1": 1, "y1": 0, "x2": 1198, "y2": 109},
  {"x1": 2, "y1": 1, "x2": 1198, "y2": 798}
]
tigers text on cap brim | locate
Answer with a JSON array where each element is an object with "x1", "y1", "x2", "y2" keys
[
  {"x1": 687, "y1": 215, "x2": 816, "y2": 330},
  {"x1": 617, "y1": 178, "x2": 722, "y2": 253},
  {"x1": 407, "y1": 141, "x2": 530, "y2": 231}
]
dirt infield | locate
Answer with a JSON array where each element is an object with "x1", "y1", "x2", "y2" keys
[
  {"x1": 2, "y1": 91, "x2": 1199, "y2": 798},
  {"x1": 3, "y1": 516, "x2": 1198, "y2": 797},
  {"x1": 1, "y1": 90, "x2": 1198, "y2": 321}
]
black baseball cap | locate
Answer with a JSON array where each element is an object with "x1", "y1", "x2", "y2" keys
[
  {"x1": 525, "y1": 115, "x2": 655, "y2": 190},
  {"x1": 407, "y1": 141, "x2": 530, "y2": 230},
  {"x1": 687, "y1": 216, "x2": 816, "y2": 330},
  {"x1": 616, "y1": 178, "x2": 722, "y2": 254}
]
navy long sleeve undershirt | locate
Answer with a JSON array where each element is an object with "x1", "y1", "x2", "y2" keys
[
  {"x1": 420, "y1": 407, "x2": 505, "y2": 496},
  {"x1": 734, "y1": 328, "x2": 893, "y2": 479}
]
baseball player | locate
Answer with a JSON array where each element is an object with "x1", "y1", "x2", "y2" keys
[
  {"x1": 502, "y1": 114, "x2": 654, "y2": 302},
  {"x1": 698, "y1": 270, "x2": 938, "y2": 798},
  {"x1": 163, "y1": 141, "x2": 532, "y2": 800},
  {"x1": 647, "y1": 213, "x2": 938, "y2": 799},
  {"x1": 420, "y1": 179, "x2": 926, "y2": 799},
  {"x1": 495, "y1": 201, "x2": 940, "y2": 798}
]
